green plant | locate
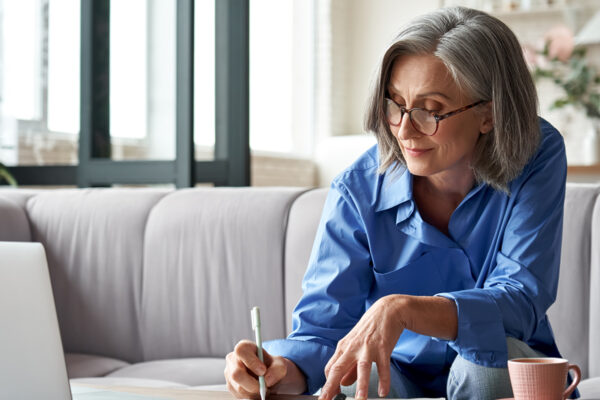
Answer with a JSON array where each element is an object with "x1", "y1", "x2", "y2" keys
[
  {"x1": 0, "y1": 162, "x2": 17, "y2": 187},
  {"x1": 533, "y1": 44, "x2": 600, "y2": 119}
]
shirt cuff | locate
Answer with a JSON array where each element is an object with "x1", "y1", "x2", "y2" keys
[
  {"x1": 436, "y1": 289, "x2": 508, "y2": 367},
  {"x1": 263, "y1": 338, "x2": 335, "y2": 395}
]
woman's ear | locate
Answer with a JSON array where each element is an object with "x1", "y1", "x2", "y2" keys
[{"x1": 479, "y1": 101, "x2": 494, "y2": 134}]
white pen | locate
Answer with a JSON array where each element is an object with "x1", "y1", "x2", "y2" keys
[{"x1": 251, "y1": 307, "x2": 267, "y2": 400}]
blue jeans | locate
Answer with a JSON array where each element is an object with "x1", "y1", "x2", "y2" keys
[{"x1": 339, "y1": 337, "x2": 545, "y2": 399}]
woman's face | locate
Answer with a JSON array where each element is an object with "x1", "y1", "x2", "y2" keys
[{"x1": 387, "y1": 53, "x2": 492, "y2": 180}]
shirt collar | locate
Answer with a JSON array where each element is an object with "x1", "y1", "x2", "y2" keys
[
  {"x1": 375, "y1": 163, "x2": 489, "y2": 225},
  {"x1": 375, "y1": 163, "x2": 413, "y2": 219}
]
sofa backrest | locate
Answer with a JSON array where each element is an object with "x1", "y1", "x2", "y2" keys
[
  {"x1": 0, "y1": 187, "x2": 306, "y2": 363},
  {"x1": 589, "y1": 195, "x2": 600, "y2": 378},
  {"x1": 284, "y1": 184, "x2": 600, "y2": 379},
  {"x1": 1, "y1": 188, "x2": 170, "y2": 363},
  {"x1": 139, "y1": 187, "x2": 306, "y2": 361},
  {"x1": 547, "y1": 183, "x2": 600, "y2": 379},
  {"x1": 284, "y1": 188, "x2": 328, "y2": 334}
]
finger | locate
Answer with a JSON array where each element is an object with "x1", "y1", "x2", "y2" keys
[
  {"x1": 262, "y1": 347, "x2": 274, "y2": 365},
  {"x1": 226, "y1": 380, "x2": 257, "y2": 400},
  {"x1": 376, "y1": 357, "x2": 391, "y2": 398},
  {"x1": 324, "y1": 348, "x2": 344, "y2": 379},
  {"x1": 264, "y1": 356, "x2": 287, "y2": 387},
  {"x1": 229, "y1": 358, "x2": 261, "y2": 395},
  {"x1": 235, "y1": 341, "x2": 267, "y2": 376},
  {"x1": 320, "y1": 353, "x2": 353, "y2": 400},
  {"x1": 340, "y1": 368, "x2": 357, "y2": 387},
  {"x1": 354, "y1": 359, "x2": 372, "y2": 400}
]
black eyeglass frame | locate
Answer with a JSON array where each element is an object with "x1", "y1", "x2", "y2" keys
[{"x1": 385, "y1": 98, "x2": 488, "y2": 136}]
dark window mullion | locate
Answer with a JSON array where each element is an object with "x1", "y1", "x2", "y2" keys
[
  {"x1": 79, "y1": 0, "x2": 111, "y2": 187},
  {"x1": 215, "y1": 0, "x2": 250, "y2": 186},
  {"x1": 175, "y1": 0, "x2": 194, "y2": 188}
]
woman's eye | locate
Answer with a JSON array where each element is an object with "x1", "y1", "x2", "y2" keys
[{"x1": 425, "y1": 103, "x2": 442, "y2": 111}]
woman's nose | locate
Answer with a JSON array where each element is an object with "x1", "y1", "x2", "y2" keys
[{"x1": 395, "y1": 116, "x2": 421, "y2": 141}]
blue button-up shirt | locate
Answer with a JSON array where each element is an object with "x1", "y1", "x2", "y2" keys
[{"x1": 265, "y1": 118, "x2": 567, "y2": 395}]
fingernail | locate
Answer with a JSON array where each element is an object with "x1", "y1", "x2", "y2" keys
[
  {"x1": 319, "y1": 391, "x2": 327, "y2": 400},
  {"x1": 379, "y1": 388, "x2": 385, "y2": 397},
  {"x1": 356, "y1": 391, "x2": 365, "y2": 400}
]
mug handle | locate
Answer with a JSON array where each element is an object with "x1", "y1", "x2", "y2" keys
[{"x1": 563, "y1": 363, "x2": 581, "y2": 399}]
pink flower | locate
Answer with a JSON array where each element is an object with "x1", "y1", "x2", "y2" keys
[{"x1": 544, "y1": 25, "x2": 575, "y2": 62}]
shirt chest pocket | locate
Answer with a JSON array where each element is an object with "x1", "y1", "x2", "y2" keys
[{"x1": 371, "y1": 249, "x2": 475, "y2": 298}]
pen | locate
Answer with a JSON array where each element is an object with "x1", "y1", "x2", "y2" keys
[{"x1": 251, "y1": 307, "x2": 267, "y2": 400}]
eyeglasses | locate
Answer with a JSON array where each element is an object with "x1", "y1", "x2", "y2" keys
[{"x1": 384, "y1": 98, "x2": 487, "y2": 136}]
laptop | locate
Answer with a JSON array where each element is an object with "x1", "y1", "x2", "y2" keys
[{"x1": 0, "y1": 241, "x2": 72, "y2": 400}]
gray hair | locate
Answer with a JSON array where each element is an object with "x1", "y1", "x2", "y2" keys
[{"x1": 365, "y1": 6, "x2": 539, "y2": 192}]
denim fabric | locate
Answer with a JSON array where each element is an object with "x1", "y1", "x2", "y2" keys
[
  {"x1": 446, "y1": 337, "x2": 546, "y2": 400},
  {"x1": 339, "y1": 363, "x2": 428, "y2": 399}
]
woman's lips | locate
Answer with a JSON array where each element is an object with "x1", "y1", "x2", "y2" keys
[{"x1": 404, "y1": 147, "x2": 432, "y2": 157}]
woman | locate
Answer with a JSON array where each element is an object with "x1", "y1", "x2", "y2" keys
[{"x1": 225, "y1": 6, "x2": 570, "y2": 400}]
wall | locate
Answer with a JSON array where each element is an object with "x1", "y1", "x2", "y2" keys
[
  {"x1": 316, "y1": 0, "x2": 442, "y2": 186},
  {"x1": 329, "y1": 0, "x2": 442, "y2": 137},
  {"x1": 315, "y1": 0, "x2": 600, "y2": 186}
]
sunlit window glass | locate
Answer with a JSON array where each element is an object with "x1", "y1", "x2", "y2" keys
[
  {"x1": 1, "y1": 0, "x2": 42, "y2": 121},
  {"x1": 194, "y1": 0, "x2": 215, "y2": 160},
  {"x1": 47, "y1": 0, "x2": 80, "y2": 134}
]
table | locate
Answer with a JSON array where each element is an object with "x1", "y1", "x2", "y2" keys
[
  {"x1": 71, "y1": 383, "x2": 440, "y2": 400},
  {"x1": 71, "y1": 384, "x2": 323, "y2": 400}
]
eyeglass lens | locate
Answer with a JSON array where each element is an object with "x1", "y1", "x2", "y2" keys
[{"x1": 385, "y1": 100, "x2": 437, "y2": 135}]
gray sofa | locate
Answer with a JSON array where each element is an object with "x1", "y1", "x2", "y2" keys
[{"x1": 0, "y1": 184, "x2": 599, "y2": 398}]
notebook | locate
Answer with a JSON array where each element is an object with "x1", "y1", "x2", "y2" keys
[{"x1": 0, "y1": 241, "x2": 72, "y2": 399}]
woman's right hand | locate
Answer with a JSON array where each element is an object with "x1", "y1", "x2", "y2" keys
[{"x1": 224, "y1": 340, "x2": 307, "y2": 399}]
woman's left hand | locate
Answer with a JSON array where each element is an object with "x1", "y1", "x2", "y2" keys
[{"x1": 319, "y1": 294, "x2": 408, "y2": 400}]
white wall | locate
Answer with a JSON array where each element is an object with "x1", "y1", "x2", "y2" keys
[
  {"x1": 330, "y1": 0, "x2": 442, "y2": 137},
  {"x1": 316, "y1": 0, "x2": 442, "y2": 186}
]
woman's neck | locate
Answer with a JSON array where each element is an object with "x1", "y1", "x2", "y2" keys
[{"x1": 414, "y1": 168, "x2": 476, "y2": 207}]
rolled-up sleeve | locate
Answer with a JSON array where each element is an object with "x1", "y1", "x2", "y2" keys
[
  {"x1": 437, "y1": 126, "x2": 567, "y2": 367},
  {"x1": 264, "y1": 179, "x2": 373, "y2": 394}
]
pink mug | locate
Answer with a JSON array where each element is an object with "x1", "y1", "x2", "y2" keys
[{"x1": 508, "y1": 358, "x2": 581, "y2": 400}]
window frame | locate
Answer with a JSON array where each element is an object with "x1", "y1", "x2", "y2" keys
[{"x1": 8, "y1": 0, "x2": 250, "y2": 188}]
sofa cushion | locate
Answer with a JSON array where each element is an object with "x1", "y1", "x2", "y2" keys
[
  {"x1": 283, "y1": 188, "x2": 328, "y2": 334},
  {"x1": 105, "y1": 358, "x2": 226, "y2": 386},
  {"x1": 26, "y1": 188, "x2": 170, "y2": 363},
  {"x1": 0, "y1": 188, "x2": 39, "y2": 209},
  {"x1": 579, "y1": 377, "x2": 600, "y2": 399},
  {"x1": 65, "y1": 353, "x2": 130, "y2": 378},
  {"x1": 0, "y1": 195, "x2": 31, "y2": 241},
  {"x1": 140, "y1": 187, "x2": 308, "y2": 361},
  {"x1": 548, "y1": 183, "x2": 600, "y2": 379}
]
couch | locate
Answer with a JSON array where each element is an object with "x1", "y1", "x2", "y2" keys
[{"x1": 0, "y1": 184, "x2": 599, "y2": 398}]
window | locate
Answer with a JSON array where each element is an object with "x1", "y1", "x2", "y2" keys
[
  {"x1": 1, "y1": 0, "x2": 80, "y2": 166},
  {"x1": 0, "y1": 0, "x2": 318, "y2": 187},
  {"x1": 249, "y1": 0, "x2": 315, "y2": 156}
]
